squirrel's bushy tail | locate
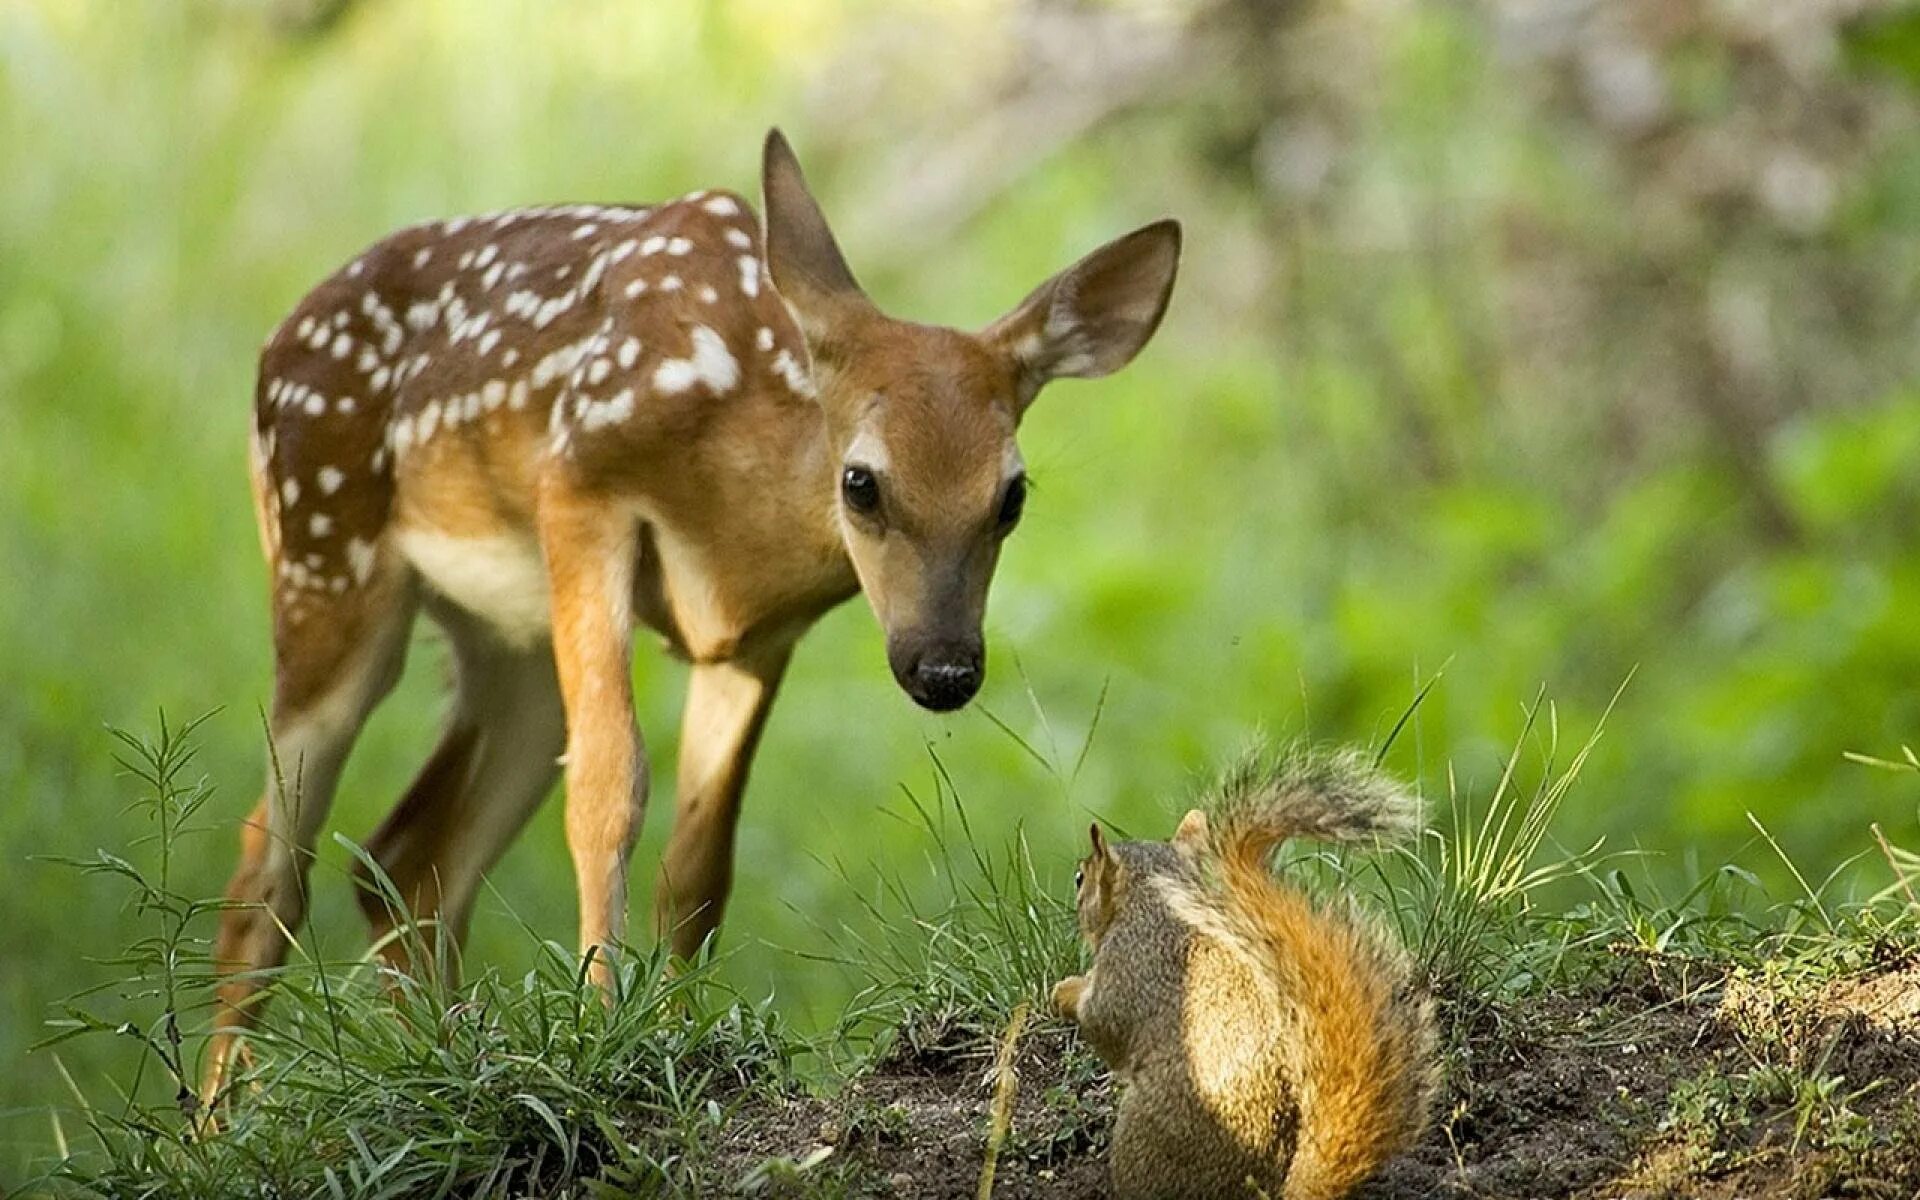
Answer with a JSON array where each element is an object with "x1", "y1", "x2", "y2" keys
[{"x1": 1206, "y1": 746, "x2": 1439, "y2": 1200}]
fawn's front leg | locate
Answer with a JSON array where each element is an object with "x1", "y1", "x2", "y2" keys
[
  {"x1": 653, "y1": 645, "x2": 792, "y2": 959},
  {"x1": 540, "y1": 486, "x2": 646, "y2": 992}
]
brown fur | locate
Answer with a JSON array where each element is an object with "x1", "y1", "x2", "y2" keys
[{"x1": 1053, "y1": 752, "x2": 1438, "y2": 1199}]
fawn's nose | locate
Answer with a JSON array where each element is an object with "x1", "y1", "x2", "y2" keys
[{"x1": 892, "y1": 641, "x2": 984, "y2": 712}]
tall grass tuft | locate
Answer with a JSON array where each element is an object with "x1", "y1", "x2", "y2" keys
[
  {"x1": 809, "y1": 748, "x2": 1084, "y2": 1060},
  {"x1": 1400, "y1": 683, "x2": 1622, "y2": 1017}
]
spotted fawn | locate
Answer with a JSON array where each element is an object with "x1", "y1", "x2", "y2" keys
[{"x1": 208, "y1": 130, "x2": 1180, "y2": 1102}]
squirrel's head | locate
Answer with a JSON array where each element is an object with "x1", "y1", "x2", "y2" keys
[{"x1": 1072, "y1": 812, "x2": 1211, "y2": 948}]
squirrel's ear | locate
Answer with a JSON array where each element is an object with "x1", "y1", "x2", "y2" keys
[
  {"x1": 1088, "y1": 823, "x2": 1122, "y2": 872},
  {"x1": 1173, "y1": 809, "x2": 1209, "y2": 853}
]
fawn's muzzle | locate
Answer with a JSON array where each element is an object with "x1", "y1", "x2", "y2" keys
[{"x1": 891, "y1": 639, "x2": 985, "y2": 712}]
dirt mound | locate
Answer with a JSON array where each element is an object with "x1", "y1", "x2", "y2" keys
[{"x1": 714, "y1": 959, "x2": 1920, "y2": 1198}]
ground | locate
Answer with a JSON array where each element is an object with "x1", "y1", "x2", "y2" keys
[
  {"x1": 32, "y1": 726, "x2": 1920, "y2": 1199},
  {"x1": 710, "y1": 955, "x2": 1920, "y2": 1199}
]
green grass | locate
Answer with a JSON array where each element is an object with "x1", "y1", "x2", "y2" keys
[
  {"x1": 19, "y1": 707, "x2": 1919, "y2": 1197},
  {"x1": 7, "y1": 0, "x2": 1920, "y2": 1183}
]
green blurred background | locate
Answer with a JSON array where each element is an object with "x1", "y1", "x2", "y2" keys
[{"x1": 4, "y1": 0, "x2": 1920, "y2": 1176}]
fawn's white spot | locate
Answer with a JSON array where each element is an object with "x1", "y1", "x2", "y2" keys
[
  {"x1": 653, "y1": 325, "x2": 739, "y2": 396},
  {"x1": 770, "y1": 348, "x2": 814, "y2": 398},
  {"x1": 755, "y1": 326, "x2": 775, "y2": 352},
  {"x1": 702, "y1": 195, "x2": 741, "y2": 217},
  {"x1": 618, "y1": 337, "x2": 640, "y2": 369},
  {"x1": 737, "y1": 256, "x2": 760, "y2": 297},
  {"x1": 578, "y1": 387, "x2": 635, "y2": 433},
  {"x1": 346, "y1": 537, "x2": 377, "y2": 586},
  {"x1": 309, "y1": 513, "x2": 333, "y2": 537},
  {"x1": 530, "y1": 336, "x2": 598, "y2": 390},
  {"x1": 724, "y1": 227, "x2": 753, "y2": 251}
]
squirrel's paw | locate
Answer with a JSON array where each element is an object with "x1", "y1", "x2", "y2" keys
[{"x1": 1051, "y1": 974, "x2": 1088, "y2": 1020}]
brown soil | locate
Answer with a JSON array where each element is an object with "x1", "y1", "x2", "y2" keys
[{"x1": 710, "y1": 957, "x2": 1920, "y2": 1198}]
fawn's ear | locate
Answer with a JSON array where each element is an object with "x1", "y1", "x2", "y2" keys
[
  {"x1": 1173, "y1": 808, "x2": 1209, "y2": 854},
  {"x1": 762, "y1": 129, "x2": 871, "y2": 345},
  {"x1": 984, "y1": 219, "x2": 1181, "y2": 410}
]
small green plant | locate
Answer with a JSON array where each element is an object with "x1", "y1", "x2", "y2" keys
[
  {"x1": 1663, "y1": 1062, "x2": 1875, "y2": 1174},
  {"x1": 35, "y1": 713, "x2": 226, "y2": 1171}
]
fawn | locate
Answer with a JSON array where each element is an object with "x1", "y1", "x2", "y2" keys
[{"x1": 207, "y1": 130, "x2": 1179, "y2": 1099}]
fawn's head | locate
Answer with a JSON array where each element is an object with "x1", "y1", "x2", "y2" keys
[{"x1": 761, "y1": 131, "x2": 1180, "y2": 711}]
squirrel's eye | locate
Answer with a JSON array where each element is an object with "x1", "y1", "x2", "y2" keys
[
  {"x1": 842, "y1": 466, "x2": 880, "y2": 516},
  {"x1": 998, "y1": 475, "x2": 1027, "y2": 529}
]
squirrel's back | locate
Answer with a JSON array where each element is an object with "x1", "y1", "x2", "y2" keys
[{"x1": 1198, "y1": 747, "x2": 1439, "y2": 1200}]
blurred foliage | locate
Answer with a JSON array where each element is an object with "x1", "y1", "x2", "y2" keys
[{"x1": 2, "y1": 0, "x2": 1919, "y2": 1178}]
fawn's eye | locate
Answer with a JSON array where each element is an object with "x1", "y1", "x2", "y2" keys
[
  {"x1": 998, "y1": 475, "x2": 1027, "y2": 529},
  {"x1": 842, "y1": 466, "x2": 880, "y2": 516},
  {"x1": 1074, "y1": 866, "x2": 1085, "y2": 891}
]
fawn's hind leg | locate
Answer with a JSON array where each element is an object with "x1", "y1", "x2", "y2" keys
[
  {"x1": 354, "y1": 606, "x2": 565, "y2": 972},
  {"x1": 204, "y1": 559, "x2": 416, "y2": 1104}
]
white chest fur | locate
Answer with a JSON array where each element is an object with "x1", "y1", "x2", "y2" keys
[{"x1": 395, "y1": 527, "x2": 552, "y2": 646}]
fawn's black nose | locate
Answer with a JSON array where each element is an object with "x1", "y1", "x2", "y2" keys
[{"x1": 893, "y1": 643, "x2": 984, "y2": 712}]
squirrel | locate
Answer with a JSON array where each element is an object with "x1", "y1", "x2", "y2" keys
[{"x1": 1051, "y1": 746, "x2": 1439, "y2": 1200}]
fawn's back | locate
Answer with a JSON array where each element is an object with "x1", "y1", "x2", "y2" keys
[{"x1": 252, "y1": 191, "x2": 810, "y2": 648}]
